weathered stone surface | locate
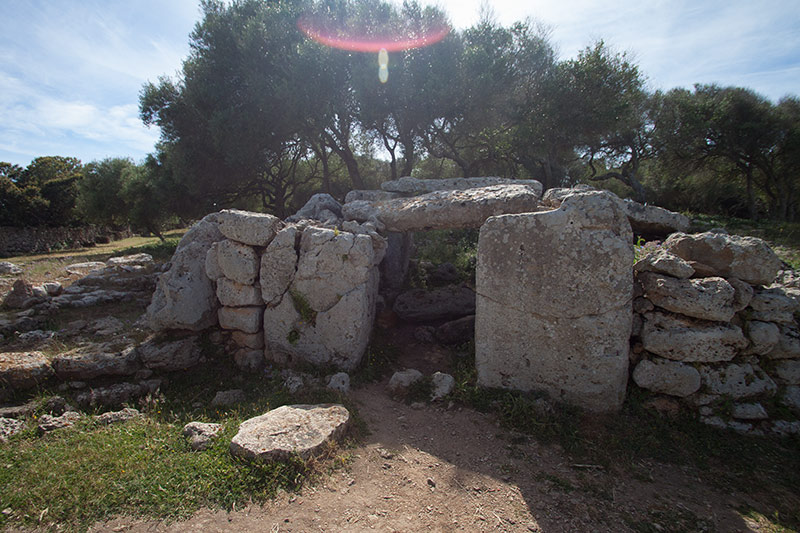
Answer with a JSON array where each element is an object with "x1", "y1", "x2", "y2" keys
[
  {"x1": 344, "y1": 190, "x2": 402, "y2": 203},
  {"x1": 216, "y1": 277, "x2": 262, "y2": 307},
  {"x1": 92, "y1": 317, "x2": 125, "y2": 336},
  {"x1": 771, "y1": 359, "x2": 800, "y2": 384},
  {"x1": 230, "y1": 404, "x2": 350, "y2": 462},
  {"x1": 0, "y1": 261, "x2": 22, "y2": 275},
  {"x1": 38, "y1": 411, "x2": 82, "y2": 433},
  {"x1": 700, "y1": 416, "x2": 754, "y2": 434},
  {"x1": 65, "y1": 261, "x2": 106, "y2": 275},
  {"x1": 641, "y1": 312, "x2": 747, "y2": 362},
  {"x1": 663, "y1": 232, "x2": 781, "y2": 286},
  {"x1": 147, "y1": 213, "x2": 222, "y2": 331},
  {"x1": 766, "y1": 324, "x2": 800, "y2": 359},
  {"x1": 0, "y1": 351, "x2": 53, "y2": 389},
  {"x1": 231, "y1": 331, "x2": 264, "y2": 350},
  {"x1": 343, "y1": 184, "x2": 544, "y2": 233},
  {"x1": 76, "y1": 380, "x2": 161, "y2": 407},
  {"x1": 212, "y1": 389, "x2": 246, "y2": 407},
  {"x1": 431, "y1": 372, "x2": 455, "y2": 400},
  {"x1": 42, "y1": 282, "x2": 62, "y2": 297},
  {"x1": 327, "y1": 372, "x2": 350, "y2": 393},
  {"x1": 205, "y1": 242, "x2": 224, "y2": 280},
  {"x1": 183, "y1": 421, "x2": 223, "y2": 451},
  {"x1": 94, "y1": 407, "x2": 142, "y2": 425},
  {"x1": 782, "y1": 386, "x2": 800, "y2": 415},
  {"x1": 286, "y1": 193, "x2": 343, "y2": 223},
  {"x1": 233, "y1": 349, "x2": 264, "y2": 372},
  {"x1": 748, "y1": 287, "x2": 799, "y2": 323},
  {"x1": 106, "y1": 253, "x2": 153, "y2": 267},
  {"x1": 727, "y1": 278, "x2": 754, "y2": 311},
  {"x1": 745, "y1": 320, "x2": 781, "y2": 356},
  {"x1": 137, "y1": 336, "x2": 201, "y2": 372},
  {"x1": 381, "y1": 176, "x2": 544, "y2": 198},
  {"x1": 0, "y1": 417, "x2": 24, "y2": 442},
  {"x1": 436, "y1": 315, "x2": 475, "y2": 345},
  {"x1": 633, "y1": 297, "x2": 654, "y2": 314},
  {"x1": 699, "y1": 363, "x2": 777, "y2": 398},
  {"x1": 632, "y1": 358, "x2": 701, "y2": 397},
  {"x1": 219, "y1": 306, "x2": 264, "y2": 334},
  {"x1": 52, "y1": 346, "x2": 140, "y2": 380},
  {"x1": 217, "y1": 209, "x2": 281, "y2": 246},
  {"x1": 260, "y1": 226, "x2": 299, "y2": 306},
  {"x1": 380, "y1": 232, "x2": 413, "y2": 290},
  {"x1": 294, "y1": 227, "x2": 377, "y2": 311},
  {"x1": 217, "y1": 239, "x2": 259, "y2": 286},
  {"x1": 2, "y1": 279, "x2": 37, "y2": 309},
  {"x1": 638, "y1": 272, "x2": 736, "y2": 322},
  {"x1": 475, "y1": 191, "x2": 632, "y2": 412},
  {"x1": 388, "y1": 369, "x2": 423, "y2": 395},
  {"x1": 393, "y1": 286, "x2": 476, "y2": 322},
  {"x1": 731, "y1": 403, "x2": 769, "y2": 420},
  {"x1": 634, "y1": 249, "x2": 695, "y2": 279},
  {"x1": 623, "y1": 200, "x2": 691, "y2": 236}
]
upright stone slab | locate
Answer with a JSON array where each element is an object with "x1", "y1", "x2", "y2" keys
[{"x1": 475, "y1": 191, "x2": 633, "y2": 412}]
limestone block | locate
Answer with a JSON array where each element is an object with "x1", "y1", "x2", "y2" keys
[
  {"x1": 344, "y1": 190, "x2": 402, "y2": 203},
  {"x1": 699, "y1": 363, "x2": 777, "y2": 399},
  {"x1": 744, "y1": 320, "x2": 780, "y2": 356},
  {"x1": 52, "y1": 346, "x2": 140, "y2": 380},
  {"x1": 632, "y1": 358, "x2": 701, "y2": 397},
  {"x1": 216, "y1": 277, "x2": 262, "y2": 307},
  {"x1": 147, "y1": 213, "x2": 222, "y2": 331},
  {"x1": 622, "y1": 200, "x2": 691, "y2": 236},
  {"x1": 205, "y1": 242, "x2": 224, "y2": 280},
  {"x1": 230, "y1": 404, "x2": 350, "y2": 462},
  {"x1": 138, "y1": 336, "x2": 201, "y2": 372},
  {"x1": 771, "y1": 359, "x2": 800, "y2": 384},
  {"x1": 663, "y1": 232, "x2": 781, "y2": 286},
  {"x1": 748, "y1": 287, "x2": 799, "y2": 323},
  {"x1": 638, "y1": 272, "x2": 736, "y2": 322},
  {"x1": 380, "y1": 176, "x2": 543, "y2": 198},
  {"x1": 641, "y1": 312, "x2": 747, "y2": 362},
  {"x1": 0, "y1": 351, "x2": 53, "y2": 390},
  {"x1": 285, "y1": 193, "x2": 343, "y2": 223},
  {"x1": 393, "y1": 286, "x2": 476, "y2": 322},
  {"x1": 475, "y1": 191, "x2": 633, "y2": 412},
  {"x1": 217, "y1": 209, "x2": 281, "y2": 246},
  {"x1": 217, "y1": 239, "x2": 259, "y2": 286},
  {"x1": 260, "y1": 226, "x2": 299, "y2": 306},
  {"x1": 343, "y1": 184, "x2": 544, "y2": 233},
  {"x1": 231, "y1": 331, "x2": 265, "y2": 350},
  {"x1": 634, "y1": 249, "x2": 695, "y2": 279},
  {"x1": 766, "y1": 324, "x2": 800, "y2": 359},
  {"x1": 219, "y1": 306, "x2": 264, "y2": 334},
  {"x1": 727, "y1": 278, "x2": 754, "y2": 311}
]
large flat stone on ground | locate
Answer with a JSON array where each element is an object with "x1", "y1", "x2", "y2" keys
[
  {"x1": 393, "y1": 286, "x2": 475, "y2": 322},
  {"x1": 475, "y1": 191, "x2": 633, "y2": 412},
  {"x1": 229, "y1": 404, "x2": 350, "y2": 462},
  {"x1": 343, "y1": 184, "x2": 544, "y2": 232},
  {"x1": 52, "y1": 346, "x2": 139, "y2": 380},
  {"x1": 0, "y1": 351, "x2": 53, "y2": 390}
]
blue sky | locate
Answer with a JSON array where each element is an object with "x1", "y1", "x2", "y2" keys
[{"x1": 1, "y1": 0, "x2": 798, "y2": 168}]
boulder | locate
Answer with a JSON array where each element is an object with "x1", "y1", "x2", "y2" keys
[
  {"x1": 183, "y1": 421, "x2": 223, "y2": 451},
  {"x1": 634, "y1": 249, "x2": 695, "y2": 279},
  {"x1": 700, "y1": 363, "x2": 777, "y2": 399},
  {"x1": 663, "y1": 232, "x2": 781, "y2": 286},
  {"x1": 641, "y1": 312, "x2": 747, "y2": 362},
  {"x1": 436, "y1": 315, "x2": 475, "y2": 345},
  {"x1": 748, "y1": 287, "x2": 799, "y2": 323},
  {"x1": 343, "y1": 184, "x2": 544, "y2": 233},
  {"x1": 745, "y1": 321, "x2": 781, "y2": 356},
  {"x1": 475, "y1": 191, "x2": 633, "y2": 412},
  {"x1": 106, "y1": 254, "x2": 154, "y2": 267},
  {"x1": 91, "y1": 316, "x2": 125, "y2": 336},
  {"x1": 137, "y1": 336, "x2": 201, "y2": 372},
  {"x1": 219, "y1": 306, "x2": 264, "y2": 334},
  {"x1": 344, "y1": 190, "x2": 402, "y2": 203},
  {"x1": 216, "y1": 278, "x2": 263, "y2": 307},
  {"x1": 147, "y1": 213, "x2": 222, "y2": 331},
  {"x1": 205, "y1": 242, "x2": 224, "y2": 280},
  {"x1": 393, "y1": 286, "x2": 476, "y2": 322},
  {"x1": 431, "y1": 372, "x2": 455, "y2": 400},
  {"x1": 638, "y1": 272, "x2": 736, "y2": 322},
  {"x1": 52, "y1": 346, "x2": 140, "y2": 380},
  {"x1": 388, "y1": 369, "x2": 423, "y2": 395},
  {"x1": 622, "y1": 200, "x2": 691, "y2": 236},
  {"x1": 65, "y1": 261, "x2": 106, "y2": 276},
  {"x1": 380, "y1": 176, "x2": 544, "y2": 198},
  {"x1": 216, "y1": 239, "x2": 260, "y2": 286},
  {"x1": 766, "y1": 324, "x2": 800, "y2": 359},
  {"x1": 0, "y1": 351, "x2": 53, "y2": 390},
  {"x1": 771, "y1": 359, "x2": 800, "y2": 385},
  {"x1": 260, "y1": 226, "x2": 299, "y2": 306},
  {"x1": 2, "y1": 279, "x2": 37, "y2": 309},
  {"x1": 230, "y1": 404, "x2": 350, "y2": 462},
  {"x1": 286, "y1": 193, "x2": 343, "y2": 223},
  {"x1": 0, "y1": 261, "x2": 22, "y2": 275},
  {"x1": 217, "y1": 209, "x2": 281, "y2": 247},
  {"x1": 632, "y1": 358, "x2": 701, "y2": 397}
]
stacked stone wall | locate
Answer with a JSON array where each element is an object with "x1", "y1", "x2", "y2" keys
[{"x1": 0, "y1": 225, "x2": 132, "y2": 256}]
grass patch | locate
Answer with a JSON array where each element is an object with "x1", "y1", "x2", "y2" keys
[{"x1": 412, "y1": 229, "x2": 479, "y2": 285}]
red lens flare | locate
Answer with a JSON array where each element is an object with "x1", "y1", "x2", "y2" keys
[{"x1": 297, "y1": 16, "x2": 450, "y2": 53}]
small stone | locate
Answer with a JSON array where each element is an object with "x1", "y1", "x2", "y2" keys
[
  {"x1": 138, "y1": 336, "x2": 201, "y2": 372},
  {"x1": 94, "y1": 407, "x2": 142, "y2": 425},
  {"x1": 431, "y1": 372, "x2": 455, "y2": 400},
  {"x1": 727, "y1": 278, "x2": 754, "y2": 311},
  {"x1": 766, "y1": 324, "x2": 800, "y2": 359},
  {"x1": 435, "y1": 315, "x2": 475, "y2": 345},
  {"x1": 745, "y1": 321, "x2": 780, "y2": 356},
  {"x1": 394, "y1": 286, "x2": 476, "y2": 322},
  {"x1": 233, "y1": 349, "x2": 264, "y2": 373},
  {"x1": 388, "y1": 369, "x2": 423, "y2": 395},
  {"x1": 327, "y1": 372, "x2": 350, "y2": 393},
  {"x1": 183, "y1": 421, "x2": 223, "y2": 451},
  {"x1": 42, "y1": 282, "x2": 63, "y2": 297},
  {"x1": 0, "y1": 262, "x2": 22, "y2": 275},
  {"x1": 414, "y1": 326, "x2": 436, "y2": 343},
  {"x1": 284, "y1": 375, "x2": 304, "y2": 394},
  {"x1": 0, "y1": 417, "x2": 24, "y2": 442},
  {"x1": 749, "y1": 287, "x2": 799, "y2": 323},
  {"x1": 216, "y1": 239, "x2": 260, "y2": 286},
  {"x1": 37, "y1": 411, "x2": 82, "y2": 433},
  {"x1": 231, "y1": 331, "x2": 265, "y2": 350},
  {"x1": 212, "y1": 389, "x2": 246, "y2": 407},
  {"x1": 730, "y1": 403, "x2": 768, "y2": 420}
]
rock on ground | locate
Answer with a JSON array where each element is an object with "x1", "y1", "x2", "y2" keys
[
  {"x1": 388, "y1": 369, "x2": 424, "y2": 395},
  {"x1": 431, "y1": 372, "x2": 455, "y2": 400},
  {"x1": 327, "y1": 372, "x2": 350, "y2": 393},
  {"x1": 212, "y1": 389, "x2": 246, "y2": 407},
  {"x1": 137, "y1": 336, "x2": 202, "y2": 372},
  {"x1": 0, "y1": 351, "x2": 53, "y2": 390},
  {"x1": 475, "y1": 191, "x2": 633, "y2": 412},
  {"x1": 0, "y1": 261, "x2": 22, "y2": 275},
  {"x1": 183, "y1": 421, "x2": 223, "y2": 451},
  {"x1": 52, "y1": 346, "x2": 140, "y2": 381},
  {"x1": 230, "y1": 404, "x2": 350, "y2": 462},
  {"x1": 94, "y1": 408, "x2": 142, "y2": 425},
  {"x1": 38, "y1": 411, "x2": 82, "y2": 433},
  {"x1": 393, "y1": 286, "x2": 476, "y2": 323}
]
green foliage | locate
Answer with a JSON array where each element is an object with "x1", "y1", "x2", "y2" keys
[
  {"x1": 412, "y1": 228, "x2": 479, "y2": 284},
  {"x1": 289, "y1": 289, "x2": 317, "y2": 325}
]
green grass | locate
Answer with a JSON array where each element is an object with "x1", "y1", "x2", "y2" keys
[{"x1": 412, "y1": 229, "x2": 479, "y2": 285}]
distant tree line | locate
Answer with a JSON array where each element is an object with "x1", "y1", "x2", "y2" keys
[{"x1": 3, "y1": 0, "x2": 799, "y2": 233}]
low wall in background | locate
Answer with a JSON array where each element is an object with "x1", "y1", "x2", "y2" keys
[{"x1": 0, "y1": 225, "x2": 132, "y2": 256}]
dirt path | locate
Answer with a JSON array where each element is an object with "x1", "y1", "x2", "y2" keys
[{"x1": 92, "y1": 380, "x2": 771, "y2": 533}]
